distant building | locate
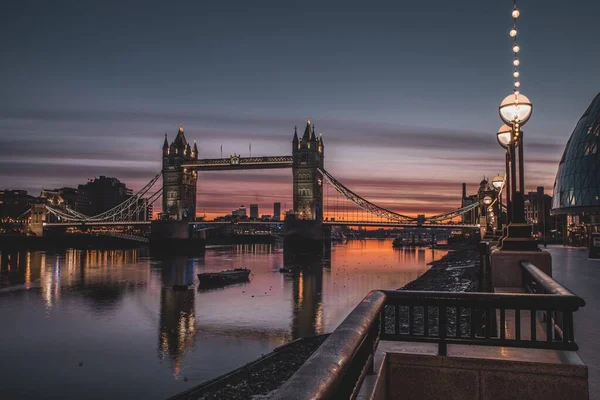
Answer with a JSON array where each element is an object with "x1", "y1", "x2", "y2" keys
[
  {"x1": 0, "y1": 189, "x2": 35, "y2": 221},
  {"x1": 524, "y1": 187, "x2": 556, "y2": 236},
  {"x1": 75, "y1": 176, "x2": 133, "y2": 217},
  {"x1": 232, "y1": 205, "x2": 247, "y2": 218},
  {"x1": 273, "y1": 202, "x2": 281, "y2": 221},
  {"x1": 249, "y1": 204, "x2": 259, "y2": 219},
  {"x1": 552, "y1": 92, "x2": 600, "y2": 246}
]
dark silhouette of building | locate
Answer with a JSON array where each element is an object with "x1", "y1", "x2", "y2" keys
[
  {"x1": 292, "y1": 120, "x2": 325, "y2": 220},
  {"x1": 273, "y1": 202, "x2": 281, "y2": 221},
  {"x1": 552, "y1": 91, "x2": 600, "y2": 245},
  {"x1": 524, "y1": 187, "x2": 556, "y2": 237},
  {"x1": 75, "y1": 176, "x2": 132, "y2": 217},
  {"x1": 162, "y1": 124, "x2": 198, "y2": 220},
  {"x1": 0, "y1": 190, "x2": 35, "y2": 221},
  {"x1": 250, "y1": 204, "x2": 259, "y2": 219}
]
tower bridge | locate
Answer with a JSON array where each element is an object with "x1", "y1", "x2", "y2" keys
[{"x1": 36, "y1": 120, "x2": 491, "y2": 241}]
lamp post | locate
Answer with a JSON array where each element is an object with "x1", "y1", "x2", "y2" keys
[
  {"x1": 483, "y1": 196, "x2": 493, "y2": 235},
  {"x1": 492, "y1": 174, "x2": 504, "y2": 232},
  {"x1": 499, "y1": 92, "x2": 532, "y2": 223},
  {"x1": 497, "y1": 124, "x2": 513, "y2": 224},
  {"x1": 496, "y1": 1, "x2": 537, "y2": 251},
  {"x1": 497, "y1": 99, "x2": 537, "y2": 250}
]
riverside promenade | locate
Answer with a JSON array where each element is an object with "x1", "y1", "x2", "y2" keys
[{"x1": 545, "y1": 245, "x2": 599, "y2": 399}]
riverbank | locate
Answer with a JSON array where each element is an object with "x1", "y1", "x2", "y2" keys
[
  {"x1": 0, "y1": 233, "x2": 145, "y2": 251},
  {"x1": 168, "y1": 335, "x2": 329, "y2": 400},
  {"x1": 401, "y1": 244, "x2": 480, "y2": 292}
]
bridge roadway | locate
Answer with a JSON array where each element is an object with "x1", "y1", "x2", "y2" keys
[
  {"x1": 182, "y1": 155, "x2": 293, "y2": 171},
  {"x1": 44, "y1": 220, "x2": 478, "y2": 229}
]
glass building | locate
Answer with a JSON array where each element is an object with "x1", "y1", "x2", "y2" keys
[{"x1": 552, "y1": 92, "x2": 600, "y2": 245}]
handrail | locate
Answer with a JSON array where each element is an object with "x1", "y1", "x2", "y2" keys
[
  {"x1": 271, "y1": 291, "x2": 386, "y2": 400},
  {"x1": 521, "y1": 261, "x2": 581, "y2": 298},
  {"x1": 273, "y1": 271, "x2": 585, "y2": 400},
  {"x1": 380, "y1": 289, "x2": 585, "y2": 310}
]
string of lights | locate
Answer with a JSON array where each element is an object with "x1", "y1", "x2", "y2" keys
[{"x1": 511, "y1": 0, "x2": 521, "y2": 94}]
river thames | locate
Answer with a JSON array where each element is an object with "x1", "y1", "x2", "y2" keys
[{"x1": 0, "y1": 240, "x2": 446, "y2": 399}]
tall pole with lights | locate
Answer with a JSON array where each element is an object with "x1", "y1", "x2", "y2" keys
[
  {"x1": 497, "y1": 0, "x2": 538, "y2": 251},
  {"x1": 492, "y1": 175, "x2": 505, "y2": 232}
]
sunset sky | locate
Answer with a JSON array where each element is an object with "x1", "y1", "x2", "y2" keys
[{"x1": 1, "y1": 0, "x2": 599, "y2": 218}]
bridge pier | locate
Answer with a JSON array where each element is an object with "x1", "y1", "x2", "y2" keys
[
  {"x1": 283, "y1": 217, "x2": 330, "y2": 255},
  {"x1": 149, "y1": 220, "x2": 205, "y2": 255}
]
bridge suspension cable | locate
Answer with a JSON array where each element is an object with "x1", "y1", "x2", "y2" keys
[
  {"x1": 320, "y1": 168, "x2": 489, "y2": 225},
  {"x1": 45, "y1": 173, "x2": 162, "y2": 223},
  {"x1": 424, "y1": 202, "x2": 482, "y2": 223},
  {"x1": 319, "y1": 168, "x2": 417, "y2": 223}
]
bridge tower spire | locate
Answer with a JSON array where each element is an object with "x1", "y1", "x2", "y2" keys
[
  {"x1": 162, "y1": 125, "x2": 198, "y2": 220},
  {"x1": 292, "y1": 119, "x2": 324, "y2": 220}
]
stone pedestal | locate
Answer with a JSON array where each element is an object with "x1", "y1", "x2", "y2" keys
[
  {"x1": 499, "y1": 222, "x2": 538, "y2": 251},
  {"x1": 363, "y1": 341, "x2": 589, "y2": 400},
  {"x1": 491, "y1": 249, "x2": 552, "y2": 289}
]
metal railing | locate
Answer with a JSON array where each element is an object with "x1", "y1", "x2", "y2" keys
[{"x1": 273, "y1": 265, "x2": 585, "y2": 400}]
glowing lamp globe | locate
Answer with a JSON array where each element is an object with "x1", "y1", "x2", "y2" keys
[
  {"x1": 499, "y1": 92, "x2": 533, "y2": 126},
  {"x1": 497, "y1": 124, "x2": 514, "y2": 149},
  {"x1": 492, "y1": 175, "x2": 505, "y2": 190},
  {"x1": 483, "y1": 196, "x2": 493, "y2": 205}
]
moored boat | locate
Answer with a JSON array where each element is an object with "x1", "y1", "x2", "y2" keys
[{"x1": 197, "y1": 268, "x2": 251, "y2": 287}]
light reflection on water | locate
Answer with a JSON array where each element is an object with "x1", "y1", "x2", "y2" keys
[{"x1": 0, "y1": 240, "x2": 446, "y2": 399}]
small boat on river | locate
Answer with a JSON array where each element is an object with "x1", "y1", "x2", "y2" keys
[{"x1": 197, "y1": 268, "x2": 251, "y2": 287}]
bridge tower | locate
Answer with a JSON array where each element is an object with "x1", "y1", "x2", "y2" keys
[
  {"x1": 292, "y1": 120, "x2": 324, "y2": 220},
  {"x1": 29, "y1": 202, "x2": 46, "y2": 236},
  {"x1": 162, "y1": 125, "x2": 198, "y2": 220}
]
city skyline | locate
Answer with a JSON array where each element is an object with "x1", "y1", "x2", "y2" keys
[{"x1": 1, "y1": 0, "x2": 599, "y2": 218}]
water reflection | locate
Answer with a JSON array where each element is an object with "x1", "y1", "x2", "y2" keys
[
  {"x1": 0, "y1": 240, "x2": 446, "y2": 400},
  {"x1": 0, "y1": 249, "x2": 146, "y2": 311},
  {"x1": 156, "y1": 256, "x2": 197, "y2": 377},
  {"x1": 285, "y1": 254, "x2": 327, "y2": 339}
]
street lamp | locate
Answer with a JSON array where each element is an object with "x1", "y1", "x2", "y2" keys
[
  {"x1": 491, "y1": 175, "x2": 504, "y2": 190},
  {"x1": 499, "y1": 93, "x2": 533, "y2": 223},
  {"x1": 483, "y1": 196, "x2": 493, "y2": 230},
  {"x1": 499, "y1": 93, "x2": 533, "y2": 126},
  {"x1": 492, "y1": 175, "x2": 504, "y2": 232},
  {"x1": 495, "y1": 1, "x2": 538, "y2": 251},
  {"x1": 496, "y1": 124, "x2": 513, "y2": 149}
]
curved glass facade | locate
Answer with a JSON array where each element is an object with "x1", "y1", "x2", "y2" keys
[{"x1": 552, "y1": 92, "x2": 600, "y2": 214}]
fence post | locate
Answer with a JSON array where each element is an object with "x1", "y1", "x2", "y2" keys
[
  {"x1": 439, "y1": 306, "x2": 447, "y2": 356},
  {"x1": 477, "y1": 241, "x2": 491, "y2": 292}
]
